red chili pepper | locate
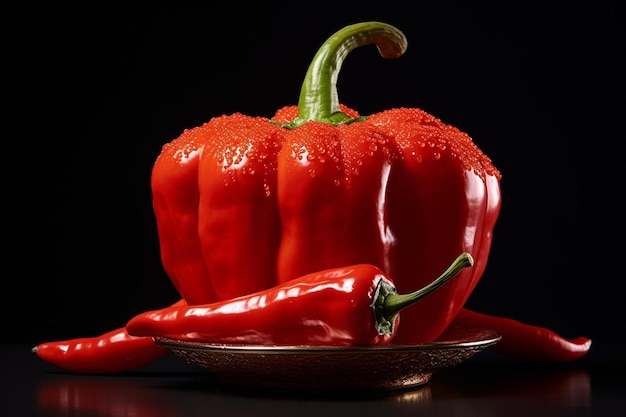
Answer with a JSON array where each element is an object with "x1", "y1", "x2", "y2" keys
[
  {"x1": 453, "y1": 309, "x2": 592, "y2": 362},
  {"x1": 151, "y1": 22, "x2": 501, "y2": 344},
  {"x1": 32, "y1": 300, "x2": 186, "y2": 373},
  {"x1": 127, "y1": 254, "x2": 473, "y2": 346},
  {"x1": 32, "y1": 328, "x2": 166, "y2": 374}
]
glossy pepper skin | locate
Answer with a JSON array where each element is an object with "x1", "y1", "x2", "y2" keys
[
  {"x1": 151, "y1": 22, "x2": 501, "y2": 344},
  {"x1": 33, "y1": 328, "x2": 167, "y2": 374},
  {"x1": 127, "y1": 253, "x2": 474, "y2": 346},
  {"x1": 452, "y1": 309, "x2": 592, "y2": 362},
  {"x1": 32, "y1": 299, "x2": 186, "y2": 374},
  {"x1": 153, "y1": 116, "x2": 282, "y2": 304}
]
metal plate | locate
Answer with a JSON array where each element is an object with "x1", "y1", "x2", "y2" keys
[{"x1": 155, "y1": 326, "x2": 500, "y2": 392}]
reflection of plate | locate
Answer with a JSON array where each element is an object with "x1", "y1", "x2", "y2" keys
[{"x1": 155, "y1": 326, "x2": 500, "y2": 392}]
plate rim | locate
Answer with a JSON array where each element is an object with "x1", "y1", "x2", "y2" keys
[{"x1": 153, "y1": 326, "x2": 501, "y2": 353}]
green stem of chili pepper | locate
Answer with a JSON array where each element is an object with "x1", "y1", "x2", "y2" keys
[
  {"x1": 371, "y1": 252, "x2": 474, "y2": 335},
  {"x1": 283, "y1": 21, "x2": 407, "y2": 128}
]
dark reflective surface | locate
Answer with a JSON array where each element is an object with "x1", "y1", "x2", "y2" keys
[{"x1": 3, "y1": 343, "x2": 624, "y2": 417}]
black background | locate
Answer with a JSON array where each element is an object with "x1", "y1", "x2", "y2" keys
[{"x1": 2, "y1": 2, "x2": 624, "y2": 345}]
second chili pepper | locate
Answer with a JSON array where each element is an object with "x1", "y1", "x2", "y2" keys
[
  {"x1": 33, "y1": 328, "x2": 167, "y2": 374},
  {"x1": 32, "y1": 299, "x2": 186, "y2": 374},
  {"x1": 127, "y1": 253, "x2": 473, "y2": 346},
  {"x1": 452, "y1": 309, "x2": 592, "y2": 362}
]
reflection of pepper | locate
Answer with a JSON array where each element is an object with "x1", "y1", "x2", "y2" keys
[
  {"x1": 152, "y1": 21, "x2": 501, "y2": 344},
  {"x1": 38, "y1": 379, "x2": 181, "y2": 416},
  {"x1": 127, "y1": 253, "x2": 473, "y2": 345},
  {"x1": 32, "y1": 300, "x2": 185, "y2": 374},
  {"x1": 452, "y1": 309, "x2": 592, "y2": 362}
]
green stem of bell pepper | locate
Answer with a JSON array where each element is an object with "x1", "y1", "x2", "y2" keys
[{"x1": 284, "y1": 21, "x2": 407, "y2": 128}]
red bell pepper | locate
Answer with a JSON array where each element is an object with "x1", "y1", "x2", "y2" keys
[
  {"x1": 151, "y1": 115, "x2": 283, "y2": 305},
  {"x1": 127, "y1": 253, "x2": 473, "y2": 345},
  {"x1": 151, "y1": 21, "x2": 501, "y2": 344}
]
